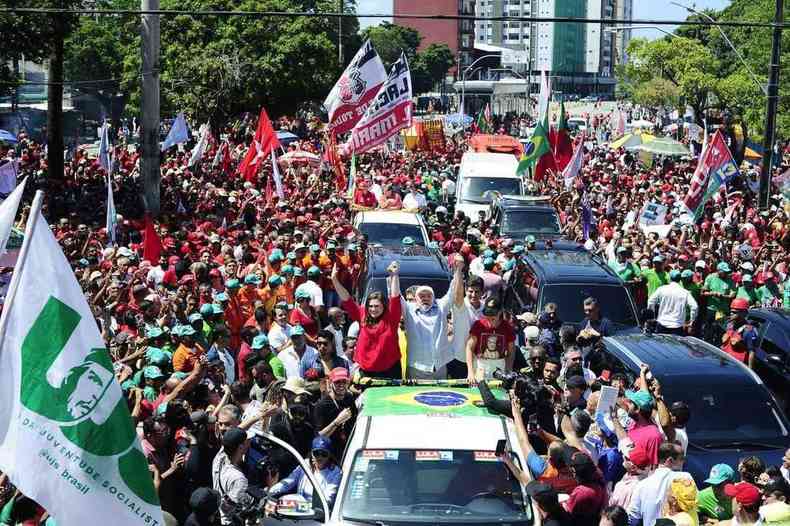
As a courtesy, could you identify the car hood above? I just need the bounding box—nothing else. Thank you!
[685,442,789,485]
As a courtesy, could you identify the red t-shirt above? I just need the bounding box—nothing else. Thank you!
[353,190,378,208]
[564,481,608,518]
[289,307,319,338]
[469,318,516,360]
[627,421,663,466]
[342,296,402,372]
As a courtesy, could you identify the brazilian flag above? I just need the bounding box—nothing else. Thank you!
[517,120,551,177]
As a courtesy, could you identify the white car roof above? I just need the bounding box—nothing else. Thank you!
[355,210,423,225]
[364,415,511,450]
[460,152,519,179]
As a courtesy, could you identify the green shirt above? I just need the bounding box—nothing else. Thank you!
[697,486,733,521]
[266,353,286,379]
[757,284,781,307]
[608,259,641,282]
[703,273,735,314]
[682,280,702,303]
[736,286,759,305]
[643,268,669,297]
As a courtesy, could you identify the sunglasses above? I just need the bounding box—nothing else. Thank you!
[312,449,330,458]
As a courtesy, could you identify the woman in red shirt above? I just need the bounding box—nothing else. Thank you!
[351,179,378,211]
[332,261,402,378]
[290,288,320,344]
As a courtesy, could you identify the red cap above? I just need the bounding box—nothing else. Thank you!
[724,482,761,506]
[625,445,651,469]
[329,367,349,383]
[730,298,750,311]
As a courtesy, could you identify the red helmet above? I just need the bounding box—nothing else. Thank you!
[730,298,750,311]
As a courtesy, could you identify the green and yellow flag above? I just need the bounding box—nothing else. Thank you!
[517,120,551,177]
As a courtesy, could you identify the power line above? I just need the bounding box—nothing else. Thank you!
[0,7,787,30]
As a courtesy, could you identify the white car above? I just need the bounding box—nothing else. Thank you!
[352,210,430,247]
[456,152,524,221]
[263,385,536,525]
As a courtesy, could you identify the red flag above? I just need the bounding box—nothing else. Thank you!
[237,108,281,182]
[327,132,346,191]
[143,213,162,263]
[534,151,558,183]
[549,100,573,171]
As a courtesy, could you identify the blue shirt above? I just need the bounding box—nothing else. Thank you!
[298,348,349,380]
[269,464,342,506]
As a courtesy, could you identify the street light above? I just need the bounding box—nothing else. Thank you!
[605,25,678,39]
[670,1,767,95]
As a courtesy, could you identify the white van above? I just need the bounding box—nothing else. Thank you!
[455,152,524,220]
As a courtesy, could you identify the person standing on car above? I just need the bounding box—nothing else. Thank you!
[465,297,516,383]
[721,298,758,369]
[647,269,698,335]
[448,255,484,380]
[400,257,462,380]
[332,261,402,378]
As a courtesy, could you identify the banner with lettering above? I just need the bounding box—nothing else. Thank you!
[324,40,387,134]
[343,52,412,155]
[683,130,738,219]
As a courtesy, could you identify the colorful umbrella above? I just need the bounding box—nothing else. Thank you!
[632,136,691,157]
[277,150,321,167]
[609,132,656,150]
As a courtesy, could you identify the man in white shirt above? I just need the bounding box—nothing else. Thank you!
[401,265,460,379]
[448,256,484,379]
[402,185,427,211]
[628,442,694,526]
[277,326,316,378]
[647,269,698,335]
[294,266,325,312]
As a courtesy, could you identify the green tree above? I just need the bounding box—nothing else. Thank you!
[360,21,421,67]
[631,78,681,109]
[412,43,454,94]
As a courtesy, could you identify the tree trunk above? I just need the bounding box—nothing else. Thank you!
[47,16,65,181]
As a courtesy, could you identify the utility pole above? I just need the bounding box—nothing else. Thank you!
[141,0,161,216]
[338,0,343,65]
[759,0,783,210]
[47,2,65,181]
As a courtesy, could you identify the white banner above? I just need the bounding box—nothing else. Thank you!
[343,52,412,155]
[324,40,387,134]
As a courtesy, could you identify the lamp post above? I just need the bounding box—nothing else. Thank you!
[460,54,502,129]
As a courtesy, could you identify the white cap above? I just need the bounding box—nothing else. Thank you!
[695,260,707,269]
[525,326,540,340]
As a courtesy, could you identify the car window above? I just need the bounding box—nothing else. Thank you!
[502,210,561,235]
[540,284,638,328]
[461,177,523,203]
[664,374,788,445]
[761,322,790,362]
[360,223,425,247]
[341,449,532,525]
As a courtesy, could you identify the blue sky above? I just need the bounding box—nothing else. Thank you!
[357,0,731,38]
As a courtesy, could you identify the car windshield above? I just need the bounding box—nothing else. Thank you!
[541,284,638,328]
[502,210,561,235]
[367,277,451,300]
[663,374,788,445]
[461,177,522,204]
[341,449,532,525]
[360,223,425,247]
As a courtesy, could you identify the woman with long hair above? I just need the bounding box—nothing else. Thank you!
[331,261,402,378]
[267,436,342,507]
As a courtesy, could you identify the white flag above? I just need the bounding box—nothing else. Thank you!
[0,205,164,526]
[106,175,117,246]
[563,140,584,189]
[271,151,284,199]
[189,123,210,167]
[0,159,21,195]
[538,71,551,127]
[0,176,26,254]
[98,121,112,173]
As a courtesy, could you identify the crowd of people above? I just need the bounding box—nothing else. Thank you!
[0,102,789,526]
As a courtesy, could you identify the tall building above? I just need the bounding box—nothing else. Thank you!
[393,0,475,75]
[474,0,628,94]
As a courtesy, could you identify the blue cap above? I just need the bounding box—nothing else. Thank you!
[226,279,241,289]
[293,267,304,277]
[280,265,294,275]
[244,274,261,285]
[200,303,214,316]
[526,235,536,244]
[717,262,731,273]
[311,436,332,453]
[252,334,269,349]
[513,245,525,255]
[146,347,170,366]
[681,269,694,279]
[705,463,736,485]
[211,303,224,314]
[180,325,197,337]
[307,266,321,276]
[188,313,203,324]
[287,251,297,260]
[143,365,166,380]
[483,249,495,258]
[268,274,284,286]
[215,291,229,302]
[310,244,320,253]
[295,289,312,300]
[206,348,221,364]
[669,269,681,281]
[291,325,305,336]
[402,236,415,246]
[146,327,164,339]
[347,243,357,252]
[625,390,654,411]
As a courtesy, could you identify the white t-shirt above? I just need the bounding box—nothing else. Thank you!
[451,297,483,363]
[403,192,427,210]
[295,280,324,307]
[268,322,293,353]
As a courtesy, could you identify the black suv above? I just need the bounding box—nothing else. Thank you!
[513,241,639,333]
[592,333,790,485]
[745,308,790,414]
[355,245,452,302]
[488,195,562,241]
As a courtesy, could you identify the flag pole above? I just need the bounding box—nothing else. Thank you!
[0,190,45,349]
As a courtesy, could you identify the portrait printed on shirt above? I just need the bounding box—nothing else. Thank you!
[480,332,506,360]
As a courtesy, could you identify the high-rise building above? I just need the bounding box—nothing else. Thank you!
[472,0,627,94]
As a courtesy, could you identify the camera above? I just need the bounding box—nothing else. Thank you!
[492,369,552,417]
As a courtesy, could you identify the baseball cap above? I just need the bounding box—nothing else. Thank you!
[705,463,736,485]
[329,367,349,383]
[311,436,332,453]
[180,325,197,337]
[226,279,240,289]
[251,334,269,350]
[669,269,681,281]
[215,291,229,302]
[143,365,166,380]
[730,298,750,311]
[307,266,321,277]
[243,274,261,285]
[652,255,665,263]
[290,325,305,337]
[695,260,707,269]
[482,297,502,316]
[295,289,312,300]
[617,246,628,254]
[625,389,654,411]
[525,325,540,340]
[187,313,203,324]
[146,347,170,367]
[724,482,761,506]
[402,236,415,246]
[717,262,731,273]
[200,303,214,316]
[525,235,537,244]
[282,377,308,396]
[146,327,164,339]
[624,445,651,469]
[680,269,694,279]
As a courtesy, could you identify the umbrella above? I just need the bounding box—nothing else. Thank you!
[0,129,18,144]
[609,132,656,150]
[276,130,300,146]
[632,136,691,157]
[278,150,321,167]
